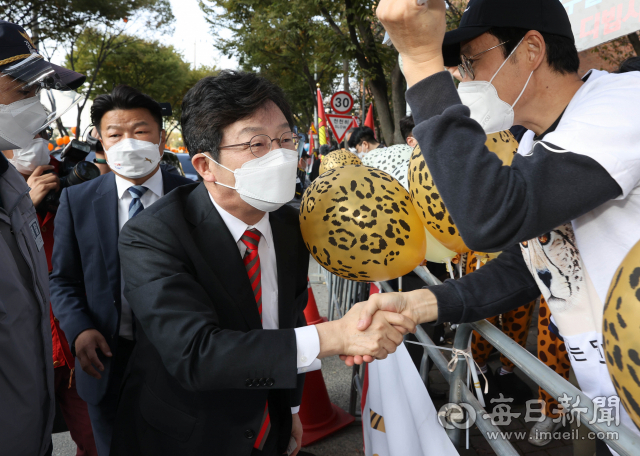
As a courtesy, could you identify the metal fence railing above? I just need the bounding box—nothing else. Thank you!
[319,264,640,456]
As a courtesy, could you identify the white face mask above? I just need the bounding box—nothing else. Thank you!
[0,97,49,151]
[458,38,533,134]
[105,138,161,179]
[202,148,298,212]
[9,137,51,174]
[348,147,357,154]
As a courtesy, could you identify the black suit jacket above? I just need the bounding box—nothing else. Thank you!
[50,169,191,405]
[111,183,309,456]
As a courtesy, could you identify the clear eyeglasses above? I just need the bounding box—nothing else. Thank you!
[458,41,509,81]
[218,131,300,158]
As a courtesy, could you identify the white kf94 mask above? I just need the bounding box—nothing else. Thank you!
[105,138,161,179]
[458,38,533,134]
[9,137,51,174]
[202,148,298,212]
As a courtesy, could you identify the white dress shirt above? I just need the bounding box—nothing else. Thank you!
[210,195,321,414]
[115,170,164,340]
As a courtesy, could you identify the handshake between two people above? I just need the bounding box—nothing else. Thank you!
[73,289,438,381]
[315,288,438,366]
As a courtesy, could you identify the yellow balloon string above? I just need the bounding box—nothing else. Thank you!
[445,258,455,280]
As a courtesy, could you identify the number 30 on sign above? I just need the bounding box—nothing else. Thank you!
[331,91,354,114]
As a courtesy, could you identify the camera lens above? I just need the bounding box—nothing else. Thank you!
[67,161,101,186]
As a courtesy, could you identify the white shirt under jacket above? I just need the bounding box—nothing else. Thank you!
[210,195,321,414]
[115,169,164,340]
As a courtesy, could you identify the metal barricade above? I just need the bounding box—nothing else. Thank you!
[320,264,640,455]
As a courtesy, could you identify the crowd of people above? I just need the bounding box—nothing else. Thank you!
[2,0,640,453]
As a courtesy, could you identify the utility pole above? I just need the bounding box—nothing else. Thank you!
[361,75,366,126]
[313,63,318,154]
[343,60,349,92]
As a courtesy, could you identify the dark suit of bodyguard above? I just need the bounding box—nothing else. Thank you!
[50,169,190,447]
[50,84,192,456]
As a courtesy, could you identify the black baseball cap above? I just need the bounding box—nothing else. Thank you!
[443,0,574,67]
[0,20,86,90]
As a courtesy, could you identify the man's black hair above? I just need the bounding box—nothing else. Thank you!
[616,57,640,73]
[346,127,361,149]
[181,70,294,159]
[319,144,331,156]
[399,115,415,142]
[301,152,310,159]
[488,27,579,75]
[351,126,377,146]
[91,84,163,134]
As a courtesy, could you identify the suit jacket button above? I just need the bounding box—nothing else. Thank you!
[267,378,275,387]
[252,379,261,387]
[245,379,253,387]
[245,429,255,439]
[259,378,267,387]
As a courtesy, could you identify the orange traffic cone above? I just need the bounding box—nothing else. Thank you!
[299,369,355,446]
[304,278,327,325]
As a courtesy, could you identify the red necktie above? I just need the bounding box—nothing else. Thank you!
[240,229,270,450]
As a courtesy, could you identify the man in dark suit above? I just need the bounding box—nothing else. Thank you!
[50,85,192,456]
[111,71,414,456]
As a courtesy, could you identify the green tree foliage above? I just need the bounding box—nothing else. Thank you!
[206,0,402,144]
[203,0,416,145]
[168,64,220,139]
[2,0,176,135]
[1,0,174,42]
[67,30,218,134]
[317,0,399,144]
[201,0,342,129]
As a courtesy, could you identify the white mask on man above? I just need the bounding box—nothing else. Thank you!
[202,148,298,212]
[458,38,533,134]
[105,138,161,179]
[8,137,51,174]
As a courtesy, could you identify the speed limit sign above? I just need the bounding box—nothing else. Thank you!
[330,91,354,114]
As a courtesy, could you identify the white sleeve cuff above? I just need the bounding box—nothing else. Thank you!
[294,325,321,373]
[291,406,300,414]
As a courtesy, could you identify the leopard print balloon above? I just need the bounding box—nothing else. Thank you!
[486,130,519,165]
[603,238,640,430]
[319,149,361,175]
[407,145,469,253]
[408,131,519,253]
[299,165,426,281]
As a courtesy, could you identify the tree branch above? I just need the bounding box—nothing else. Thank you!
[318,6,345,37]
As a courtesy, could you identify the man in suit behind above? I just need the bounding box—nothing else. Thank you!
[50,85,192,456]
[111,71,415,456]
